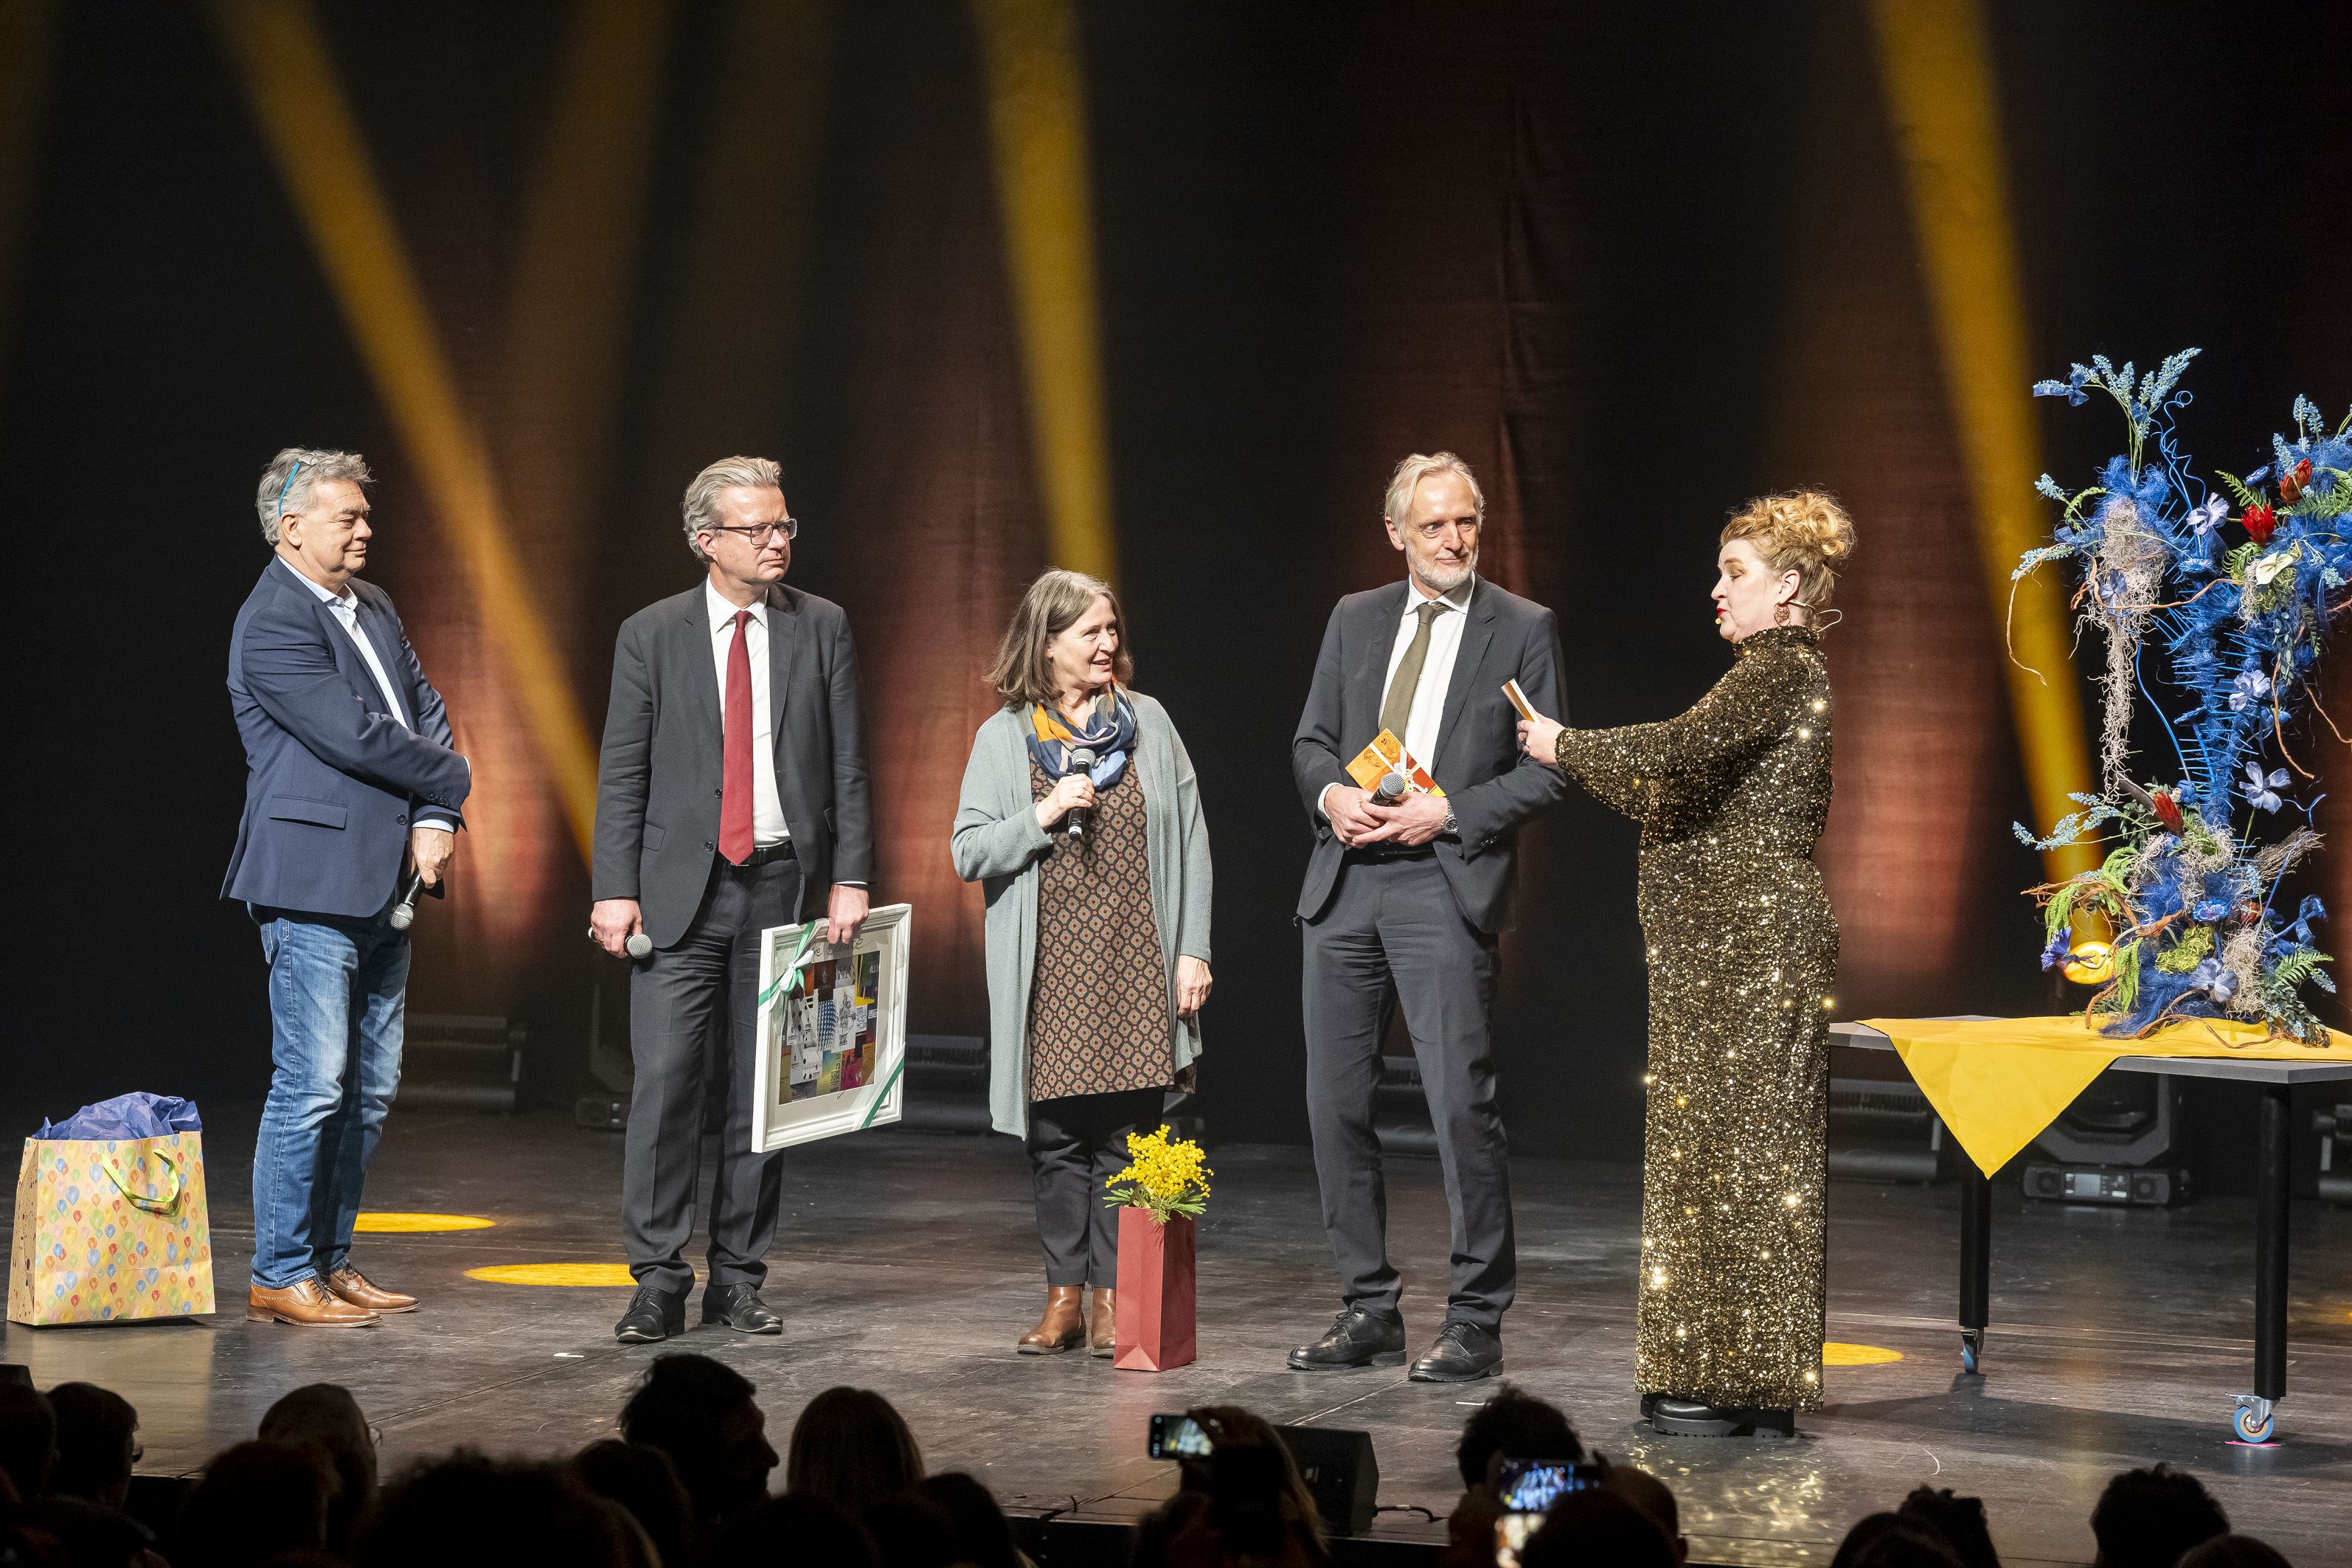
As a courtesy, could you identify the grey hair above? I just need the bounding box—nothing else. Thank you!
[255,447,372,547]
[1381,451,1485,529]
[681,455,785,563]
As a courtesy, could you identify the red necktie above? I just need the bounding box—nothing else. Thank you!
[720,609,755,864]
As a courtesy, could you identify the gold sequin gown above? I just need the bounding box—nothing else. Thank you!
[1553,624,1836,1412]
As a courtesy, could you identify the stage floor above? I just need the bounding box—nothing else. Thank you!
[6,1105,2351,1567]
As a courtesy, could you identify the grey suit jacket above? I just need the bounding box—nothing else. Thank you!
[1291,577,1571,933]
[593,581,874,946]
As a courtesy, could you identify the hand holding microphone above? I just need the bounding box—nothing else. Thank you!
[1033,771,1097,833]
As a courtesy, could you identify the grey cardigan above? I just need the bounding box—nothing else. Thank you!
[951,692,1212,1137]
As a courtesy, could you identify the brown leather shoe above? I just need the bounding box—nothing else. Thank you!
[1089,1287,1116,1358]
[1017,1286,1086,1355]
[248,1278,378,1327]
[327,1265,418,1314]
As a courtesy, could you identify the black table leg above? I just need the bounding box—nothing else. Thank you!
[1959,1159,1990,1372]
[2255,1083,2291,1402]
[2232,1083,2292,1443]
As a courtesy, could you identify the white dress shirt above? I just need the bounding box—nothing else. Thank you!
[1319,574,1476,819]
[291,565,454,833]
[706,581,791,848]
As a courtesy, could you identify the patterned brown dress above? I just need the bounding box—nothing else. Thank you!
[1025,759,1176,1100]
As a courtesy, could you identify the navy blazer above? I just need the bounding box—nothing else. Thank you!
[1291,577,1571,933]
[222,557,472,919]
[592,581,874,947]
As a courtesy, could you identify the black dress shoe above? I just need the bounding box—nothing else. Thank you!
[614,1284,687,1344]
[1286,1305,1406,1371]
[1408,1319,1503,1382]
[701,1283,783,1335]
[1648,1398,1794,1437]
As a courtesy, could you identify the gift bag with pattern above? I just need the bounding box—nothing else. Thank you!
[9,1132,215,1325]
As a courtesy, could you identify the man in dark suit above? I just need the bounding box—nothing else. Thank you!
[224,447,473,1327]
[1288,452,1571,1381]
[590,455,874,1344]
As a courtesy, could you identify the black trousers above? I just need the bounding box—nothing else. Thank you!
[1027,1087,1163,1287]
[1302,851,1515,1331]
[623,856,802,1297]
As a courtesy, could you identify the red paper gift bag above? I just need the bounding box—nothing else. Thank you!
[1113,1208,1196,1370]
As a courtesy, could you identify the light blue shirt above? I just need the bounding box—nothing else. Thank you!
[291,566,457,834]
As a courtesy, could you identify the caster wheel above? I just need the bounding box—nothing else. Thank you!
[1959,1330,1982,1375]
[2232,1398,2275,1444]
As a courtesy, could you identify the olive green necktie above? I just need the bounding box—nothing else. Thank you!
[1380,600,1445,743]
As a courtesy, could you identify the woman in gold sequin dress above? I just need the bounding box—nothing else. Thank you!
[1518,493,1853,1437]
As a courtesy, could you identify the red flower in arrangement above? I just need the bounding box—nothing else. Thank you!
[2244,502,2277,544]
[2150,789,2185,834]
[2280,459,2313,506]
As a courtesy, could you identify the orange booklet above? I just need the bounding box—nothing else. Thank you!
[1346,729,1445,797]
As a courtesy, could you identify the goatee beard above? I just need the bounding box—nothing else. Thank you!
[1415,558,1474,596]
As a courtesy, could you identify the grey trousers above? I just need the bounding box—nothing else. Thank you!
[1302,851,1516,1331]
[1028,1087,1162,1286]
[624,856,802,1297]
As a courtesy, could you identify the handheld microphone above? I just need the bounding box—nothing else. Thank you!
[389,870,426,932]
[1066,748,1097,838]
[1370,770,1408,807]
[625,933,653,960]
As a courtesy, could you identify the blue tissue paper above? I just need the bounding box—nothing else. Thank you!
[36,1092,204,1141]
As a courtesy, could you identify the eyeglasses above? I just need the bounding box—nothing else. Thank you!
[703,518,799,547]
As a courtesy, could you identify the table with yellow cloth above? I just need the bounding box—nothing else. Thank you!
[1836,1015,2352,1445]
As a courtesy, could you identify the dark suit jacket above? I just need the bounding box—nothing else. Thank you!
[593,580,874,946]
[222,557,472,918]
[1292,577,1570,933]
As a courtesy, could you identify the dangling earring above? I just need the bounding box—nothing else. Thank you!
[1773,603,1791,627]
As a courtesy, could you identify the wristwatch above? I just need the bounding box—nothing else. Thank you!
[1441,802,1459,837]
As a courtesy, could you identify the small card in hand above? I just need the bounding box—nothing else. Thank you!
[1501,679,1536,720]
[1347,728,1444,797]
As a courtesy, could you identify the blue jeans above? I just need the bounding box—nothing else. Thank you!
[249,903,410,1291]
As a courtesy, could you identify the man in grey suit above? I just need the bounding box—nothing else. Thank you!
[1288,452,1570,1381]
[589,455,873,1344]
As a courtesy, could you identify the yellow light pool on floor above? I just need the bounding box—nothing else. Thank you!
[1823,1342,1904,1365]
[465,1263,642,1287]
[355,1213,495,1232]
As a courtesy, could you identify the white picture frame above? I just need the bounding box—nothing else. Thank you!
[748,902,912,1152]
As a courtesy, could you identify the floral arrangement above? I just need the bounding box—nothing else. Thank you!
[2014,350,2352,1044]
[1103,1124,1212,1224]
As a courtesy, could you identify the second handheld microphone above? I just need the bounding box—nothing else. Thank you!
[1066,748,1097,838]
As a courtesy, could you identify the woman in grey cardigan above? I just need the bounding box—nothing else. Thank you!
[952,569,1213,1357]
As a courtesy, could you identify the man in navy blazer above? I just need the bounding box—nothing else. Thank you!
[223,448,472,1328]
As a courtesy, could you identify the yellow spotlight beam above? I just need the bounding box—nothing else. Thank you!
[971,0,1117,583]
[504,0,670,573]
[212,0,599,863]
[1868,0,2106,903]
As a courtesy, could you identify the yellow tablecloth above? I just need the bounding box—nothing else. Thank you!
[1858,1016,2352,1178]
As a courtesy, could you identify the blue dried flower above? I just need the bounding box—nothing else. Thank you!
[2188,957,2238,1005]
[2242,761,2292,813]
[2193,900,2227,923]
[2032,365,2092,406]
[2230,670,2274,712]
[2185,496,2227,536]
[2039,931,2070,971]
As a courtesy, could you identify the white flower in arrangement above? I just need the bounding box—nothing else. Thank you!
[2249,551,2296,586]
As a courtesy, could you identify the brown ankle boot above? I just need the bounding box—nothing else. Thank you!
[1089,1287,1116,1358]
[1017,1286,1086,1354]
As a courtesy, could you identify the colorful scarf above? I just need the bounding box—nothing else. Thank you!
[1027,686,1137,788]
